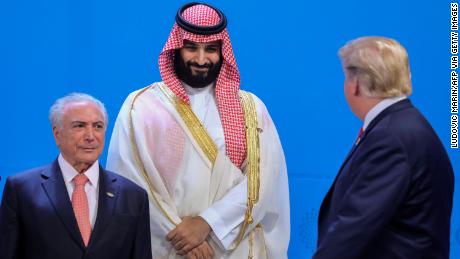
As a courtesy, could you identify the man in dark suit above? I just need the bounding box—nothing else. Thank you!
[0,93,152,259]
[313,37,454,259]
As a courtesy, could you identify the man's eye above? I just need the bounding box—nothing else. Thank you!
[73,124,84,128]
[206,47,218,52]
[95,124,104,129]
[184,45,197,50]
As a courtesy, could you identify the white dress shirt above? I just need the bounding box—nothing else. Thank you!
[182,82,248,249]
[363,96,407,131]
[58,154,100,228]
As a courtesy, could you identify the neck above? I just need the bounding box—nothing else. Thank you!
[182,81,215,95]
[356,97,383,121]
[73,163,94,174]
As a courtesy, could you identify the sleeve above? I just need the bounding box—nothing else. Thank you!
[313,130,412,259]
[0,177,21,259]
[106,92,182,255]
[245,96,290,256]
[199,178,247,250]
[131,190,152,259]
[201,93,290,254]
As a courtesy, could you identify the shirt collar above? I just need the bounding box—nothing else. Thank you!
[58,154,100,186]
[363,96,407,131]
[182,81,215,96]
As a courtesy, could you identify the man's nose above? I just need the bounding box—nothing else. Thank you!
[84,128,95,142]
[196,49,207,65]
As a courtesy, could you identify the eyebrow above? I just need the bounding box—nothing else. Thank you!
[183,40,221,48]
[183,40,197,46]
[71,120,105,124]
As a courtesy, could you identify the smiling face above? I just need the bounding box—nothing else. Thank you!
[52,101,105,173]
[174,39,222,88]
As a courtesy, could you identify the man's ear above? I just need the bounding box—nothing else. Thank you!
[353,77,361,96]
[52,126,60,146]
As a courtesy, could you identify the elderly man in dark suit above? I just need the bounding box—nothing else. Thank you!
[0,93,152,259]
[314,36,454,259]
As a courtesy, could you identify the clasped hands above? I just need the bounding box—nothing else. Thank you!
[166,216,214,259]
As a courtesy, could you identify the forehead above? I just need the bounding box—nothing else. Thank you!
[61,102,104,122]
[183,39,221,47]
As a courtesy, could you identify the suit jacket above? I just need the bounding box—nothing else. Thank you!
[0,159,152,259]
[314,100,454,259]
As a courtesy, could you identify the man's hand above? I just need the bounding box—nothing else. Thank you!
[166,216,211,255]
[185,241,214,259]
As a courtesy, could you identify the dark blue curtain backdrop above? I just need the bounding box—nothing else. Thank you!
[0,0,458,257]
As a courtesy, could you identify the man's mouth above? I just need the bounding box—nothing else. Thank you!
[80,147,97,152]
[191,65,209,72]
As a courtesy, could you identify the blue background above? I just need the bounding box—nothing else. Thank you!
[0,0,458,258]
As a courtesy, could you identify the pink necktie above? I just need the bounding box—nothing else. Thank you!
[72,174,91,246]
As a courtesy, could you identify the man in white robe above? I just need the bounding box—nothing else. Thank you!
[107,3,290,258]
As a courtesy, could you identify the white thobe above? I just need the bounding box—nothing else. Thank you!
[182,82,248,249]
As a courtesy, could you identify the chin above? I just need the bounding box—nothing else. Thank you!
[77,154,99,164]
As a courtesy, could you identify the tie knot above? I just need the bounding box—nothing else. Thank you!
[74,174,89,186]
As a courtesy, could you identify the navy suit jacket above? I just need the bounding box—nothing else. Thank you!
[0,160,152,259]
[314,100,454,259]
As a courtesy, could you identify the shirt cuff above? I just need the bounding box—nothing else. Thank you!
[200,207,228,248]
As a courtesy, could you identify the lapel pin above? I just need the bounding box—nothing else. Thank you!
[106,192,114,198]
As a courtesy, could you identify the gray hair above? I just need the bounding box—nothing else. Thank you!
[49,93,108,128]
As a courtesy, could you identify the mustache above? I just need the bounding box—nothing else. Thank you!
[186,62,212,68]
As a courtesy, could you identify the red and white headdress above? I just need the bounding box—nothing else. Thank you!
[159,3,246,168]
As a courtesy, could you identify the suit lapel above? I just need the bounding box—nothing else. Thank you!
[41,160,85,249]
[87,167,119,249]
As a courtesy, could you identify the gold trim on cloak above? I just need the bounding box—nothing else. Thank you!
[230,90,262,258]
[239,90,260,205]
[129,84,179,226]
[158,83,218,165]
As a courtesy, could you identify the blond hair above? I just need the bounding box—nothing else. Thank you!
[339,36,412,98]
